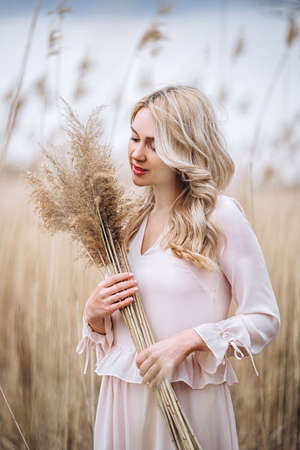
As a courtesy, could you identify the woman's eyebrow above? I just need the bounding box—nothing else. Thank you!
[131,126,154,139]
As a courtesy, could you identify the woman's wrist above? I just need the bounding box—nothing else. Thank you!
[88,318,106,335]
[179,328,209,356]
[85,310,106,335]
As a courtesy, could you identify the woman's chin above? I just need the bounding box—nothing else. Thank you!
[132,175,151,185]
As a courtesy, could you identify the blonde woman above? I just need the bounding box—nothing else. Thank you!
[76,85,280,449]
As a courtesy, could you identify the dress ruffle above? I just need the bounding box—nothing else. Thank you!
[76,312,258,387]
[76,314,242,388]
[93,344,239,389]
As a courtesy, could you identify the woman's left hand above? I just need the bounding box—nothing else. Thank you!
[135,328,206,388]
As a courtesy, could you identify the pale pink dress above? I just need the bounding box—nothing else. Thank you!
[76,194,280,450]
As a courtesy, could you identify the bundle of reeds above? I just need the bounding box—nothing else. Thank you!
[25,100,202,450]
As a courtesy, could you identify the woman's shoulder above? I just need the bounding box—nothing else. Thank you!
[211,194,247,228]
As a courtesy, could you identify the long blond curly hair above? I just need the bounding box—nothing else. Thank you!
[122,85,235,271]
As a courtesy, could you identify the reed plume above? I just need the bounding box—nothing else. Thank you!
[25,99,202,450]
[25,100,129,269]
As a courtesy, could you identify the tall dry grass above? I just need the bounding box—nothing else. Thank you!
[0,173,101,449]
[0,172,299,449]
[229,187,300,449]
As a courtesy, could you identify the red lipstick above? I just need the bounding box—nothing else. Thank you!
[132,165,149,175]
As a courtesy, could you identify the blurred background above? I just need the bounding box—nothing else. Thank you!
[0,0,299,449]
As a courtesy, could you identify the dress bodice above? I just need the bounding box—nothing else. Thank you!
[76,194,280,389]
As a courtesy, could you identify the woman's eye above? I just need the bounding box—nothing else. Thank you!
[147,142,156,151]
[130,137,155,151]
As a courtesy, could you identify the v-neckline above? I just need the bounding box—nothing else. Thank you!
[138,213,167,257]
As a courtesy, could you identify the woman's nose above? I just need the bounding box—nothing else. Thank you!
[132,142,146,159]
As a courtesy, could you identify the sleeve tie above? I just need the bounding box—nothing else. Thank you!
[76,311,113,375]
[221,330,260,376]
[76,337,95,374]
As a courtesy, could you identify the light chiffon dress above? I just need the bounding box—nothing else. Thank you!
[76,194,280,450]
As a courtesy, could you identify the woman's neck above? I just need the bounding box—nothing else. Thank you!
[151,179,186,215]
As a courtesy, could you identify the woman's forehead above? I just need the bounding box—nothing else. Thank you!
[132,108,155,138]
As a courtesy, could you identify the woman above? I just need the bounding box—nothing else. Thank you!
[76,85,280,450]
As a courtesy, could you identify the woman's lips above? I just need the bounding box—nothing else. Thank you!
[132,165,149,175]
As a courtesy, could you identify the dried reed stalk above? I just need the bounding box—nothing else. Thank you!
[110,4,171,144]
[0,0,40,172]
[24,99,202,450]
[0,383,30,450]
[247,13,300,226]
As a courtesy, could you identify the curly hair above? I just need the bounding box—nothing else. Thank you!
[122,85,235,271]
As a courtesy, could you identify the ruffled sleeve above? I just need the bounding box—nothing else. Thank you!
[192,195,280,377]
[76,269,114,374]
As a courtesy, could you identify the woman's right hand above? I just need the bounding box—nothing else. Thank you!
[84,272,139,333]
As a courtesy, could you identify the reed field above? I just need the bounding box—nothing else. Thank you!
[0,172,299,449]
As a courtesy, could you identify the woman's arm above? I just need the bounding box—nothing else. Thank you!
[76,268,114,373]
[136,195,280,386]
[190,195,280,376]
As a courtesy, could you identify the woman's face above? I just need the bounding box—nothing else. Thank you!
[128,107,177,188]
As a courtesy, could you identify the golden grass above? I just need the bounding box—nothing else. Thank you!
[0,173,299,449]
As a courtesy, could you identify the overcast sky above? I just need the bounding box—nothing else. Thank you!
[1,0,299,185]
[0,0,292,18]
